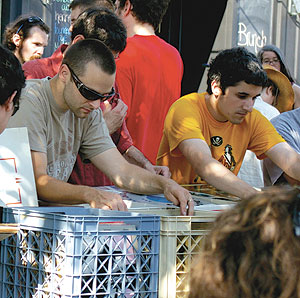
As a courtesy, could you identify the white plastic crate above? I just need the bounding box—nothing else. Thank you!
[0,207,160,298]
[129,208,222,298]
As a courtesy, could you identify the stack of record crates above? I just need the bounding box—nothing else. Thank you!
[0,207,160,297]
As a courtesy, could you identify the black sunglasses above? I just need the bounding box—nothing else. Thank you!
[65,64,115,102]
[16,16,45,35]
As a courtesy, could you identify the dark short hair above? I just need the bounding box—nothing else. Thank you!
[206,47,267,94]
[3,15,50,52]
[0,45,25,106]
[117,0,171,30]
[257,44,295,83]
[71,8,127,53]
[62,38,116,77]
[264,78,279,97]
[69,0,115,11]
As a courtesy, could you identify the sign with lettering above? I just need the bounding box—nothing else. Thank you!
[238,22,267,54]
[52,0,71,50]
[236,0,272,54]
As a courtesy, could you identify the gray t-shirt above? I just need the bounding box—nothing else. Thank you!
[8,78,115,181]
[263,108,300,185]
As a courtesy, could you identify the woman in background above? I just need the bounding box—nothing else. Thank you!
[189,187,300,298]
[258,45,300,109]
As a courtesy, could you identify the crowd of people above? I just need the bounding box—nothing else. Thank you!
[1,0,300,296]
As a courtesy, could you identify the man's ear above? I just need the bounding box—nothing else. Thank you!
[123,0,133,16]
[72,35,84,44]
[211,81,222,97]
[58,64,70,83]
[266,86,273,96]
[12,34,21,47]
[4,91,17,112]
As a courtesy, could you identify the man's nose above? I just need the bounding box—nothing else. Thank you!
[37,47,44,55]
[88,99,101,110]
[243,99,254,112]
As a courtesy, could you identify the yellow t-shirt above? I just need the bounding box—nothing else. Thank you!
[157,92,285,185]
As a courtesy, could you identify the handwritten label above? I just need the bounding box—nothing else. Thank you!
[237,22,267,53]
[55,11,70,24]
[52,2,71,50]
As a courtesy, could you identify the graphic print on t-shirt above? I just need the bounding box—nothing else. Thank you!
[218,144,236,171]
[211,136,223,147]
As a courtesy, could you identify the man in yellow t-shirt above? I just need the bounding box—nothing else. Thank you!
[157,47,300,199]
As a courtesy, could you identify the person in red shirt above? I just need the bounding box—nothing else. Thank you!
[23,8,169,187]
[115,0,184,164]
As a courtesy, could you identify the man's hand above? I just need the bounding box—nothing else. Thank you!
[162,179,194,215]
[102,98,128,134]
[144,164,171,177]
[83,187,128,211]
[91,148,194,215]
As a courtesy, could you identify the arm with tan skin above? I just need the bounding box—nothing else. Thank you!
[123,146,171,177]
[90,147,194,215]
[265,142,300,182]
[31,148,193,215]
[103,98,170,177]
[31,150,128,211]
[178,139,258,199]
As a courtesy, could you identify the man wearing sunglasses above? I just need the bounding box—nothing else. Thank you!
[23,7,170,188]
[8,39,194,215]
[3,15,49,64]
[0,45,25,135]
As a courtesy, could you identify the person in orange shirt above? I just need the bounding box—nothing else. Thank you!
[157,47,300,199]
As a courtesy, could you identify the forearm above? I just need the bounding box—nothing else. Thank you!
[110,162,193,215]
[197,160,257,199]
[91,149,193,215]
[123,146,152,169]
[35,174,96,205]
[110,161,166,194]
[266,142,300,182]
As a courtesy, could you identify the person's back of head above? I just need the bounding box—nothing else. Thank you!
[0,44,25,107]
[0,44,25,133]
[116,0,171,30]
[69,0,115,12]
[71,8,127,54]
[260,78,279,106]
[62,38,115,77]
[2,15,49,52]
[206,47,267,95]
[189,187,300,298]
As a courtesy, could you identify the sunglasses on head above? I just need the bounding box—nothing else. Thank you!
[65,64,115,102]
[16,16,45,35]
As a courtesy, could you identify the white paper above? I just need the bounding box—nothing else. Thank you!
[0,127,38,206]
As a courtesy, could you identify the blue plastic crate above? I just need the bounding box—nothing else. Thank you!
[0,207,160,298]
